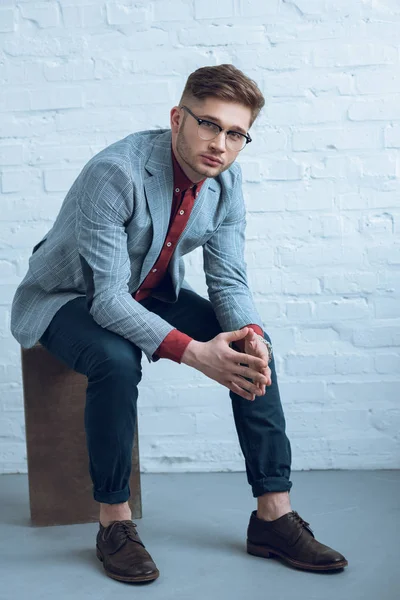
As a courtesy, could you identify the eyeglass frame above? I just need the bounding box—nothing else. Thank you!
[180,105,252,151]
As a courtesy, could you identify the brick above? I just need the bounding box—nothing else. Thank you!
[20,2,60,28]
[263,71,352,98]
[279,381,326,406]
[247,213,311,241]
[1,169,42,194]
[61,4,104,28]
[279,243,364,267]
[0,8,15,32]
[349,97,400,121]
[125,28,169,50]
[374,298,400,319]
[315,299,370,321]
[138,410,196,436]
[43,168,81,192]
[0,145,23,166]
[105,2,149,25]
[242,182,286,212]
[327,381,400,406]
[375,353,400,374]
[238,0,279,16]
[262,158,303,181]
[367,244,400,265]
[266,97,348,126]
[385,124,400,148]
[313,43,397,68]
[311,155,362,179]
[285,354,336,376]
[352,326,400,348]
[30,143,91,165]
[30,87,84,111]
[195,412,236,436]
[299,327,339,344]
[86,81,171,107]
[282,274,321,295]
[360,153,397,177]
[285,301,312,320]
[311,215,343,238]
[178,26,265,47]
[292,126,381,152]
[323,272,378,294]
[56,108,145,133]
[5,89,30,111]
[356,69,400,95]
[155,0,193,20]
[247,269,283,295]
[239,161,261,183]
[0,223,50,250]
[0,261,15,279]
[285,180,334,211]
[255,301,281,322]
[194,0,234,19]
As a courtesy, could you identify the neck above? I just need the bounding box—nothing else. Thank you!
[172,144,205,184]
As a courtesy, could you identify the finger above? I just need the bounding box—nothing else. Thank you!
[235,365,270,385]
[230,351,268,371]
[231,375,264,397]
[229,381,255,401]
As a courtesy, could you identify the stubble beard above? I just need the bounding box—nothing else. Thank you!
[175,129,231,179]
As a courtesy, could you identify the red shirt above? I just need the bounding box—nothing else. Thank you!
[132,147,263,362]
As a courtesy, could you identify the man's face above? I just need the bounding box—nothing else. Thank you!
[170,97,252,182]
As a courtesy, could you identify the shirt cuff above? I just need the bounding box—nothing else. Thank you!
[233,324,264,353]
[152,329,194,363]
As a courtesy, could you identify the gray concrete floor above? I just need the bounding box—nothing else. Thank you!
[0,470,399,600]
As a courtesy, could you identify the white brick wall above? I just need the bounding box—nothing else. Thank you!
[1,0,399,475]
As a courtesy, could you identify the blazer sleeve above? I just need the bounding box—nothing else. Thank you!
[76,159,177,363]
[202,167,264,335]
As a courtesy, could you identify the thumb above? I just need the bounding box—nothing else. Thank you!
[224,327,249,342]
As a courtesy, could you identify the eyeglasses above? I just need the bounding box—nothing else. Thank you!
[180,105,252,152]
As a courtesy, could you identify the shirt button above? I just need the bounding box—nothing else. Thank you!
[152,268,157,273]
[175,187,180,193]
[166,242,172,247]
[179,210,185,215]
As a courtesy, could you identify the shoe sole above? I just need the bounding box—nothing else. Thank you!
[247,540,348,572]
[96,547,160,583]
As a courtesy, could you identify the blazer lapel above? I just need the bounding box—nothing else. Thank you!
[141,130,219,286]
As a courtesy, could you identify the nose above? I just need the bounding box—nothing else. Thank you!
[209,131,227,152]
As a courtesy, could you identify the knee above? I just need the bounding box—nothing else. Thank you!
[87,339,142,385]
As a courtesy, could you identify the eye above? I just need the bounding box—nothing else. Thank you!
[228,131,244,141]
[201,120,218,130]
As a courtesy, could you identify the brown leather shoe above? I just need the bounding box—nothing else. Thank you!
[247,510,348,572]
[96,520,159,583]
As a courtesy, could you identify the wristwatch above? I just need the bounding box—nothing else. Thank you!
[254,334,273,363]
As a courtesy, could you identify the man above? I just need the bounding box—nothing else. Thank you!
[11,64,347,583]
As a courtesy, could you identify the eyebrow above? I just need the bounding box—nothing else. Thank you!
[198,114,248,135]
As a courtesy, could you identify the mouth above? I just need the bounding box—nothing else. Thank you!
[200,155,223,167]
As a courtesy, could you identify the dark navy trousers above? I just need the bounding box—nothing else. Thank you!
[39,289,292,503]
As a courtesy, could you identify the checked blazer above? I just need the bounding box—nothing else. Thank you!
[10,129,263,363]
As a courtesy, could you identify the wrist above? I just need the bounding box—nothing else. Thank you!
[181,340,202,367]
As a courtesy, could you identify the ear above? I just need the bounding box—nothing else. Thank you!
[170,106,182,133]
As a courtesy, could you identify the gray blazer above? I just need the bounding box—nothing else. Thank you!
[10,129,263,363]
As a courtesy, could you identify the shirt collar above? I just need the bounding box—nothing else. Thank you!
[171,145,206,195]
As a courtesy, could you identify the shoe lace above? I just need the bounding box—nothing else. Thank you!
[104,520,139,544]
[291,511,314,536]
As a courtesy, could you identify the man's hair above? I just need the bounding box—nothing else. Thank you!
[178,64,265,127]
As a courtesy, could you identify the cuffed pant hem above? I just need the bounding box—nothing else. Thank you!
[252,477,293,498]
[93,487,130,504]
